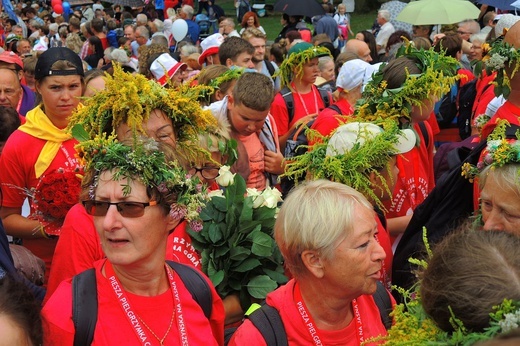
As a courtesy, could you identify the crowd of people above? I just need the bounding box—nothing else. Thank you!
[0,0,519,345]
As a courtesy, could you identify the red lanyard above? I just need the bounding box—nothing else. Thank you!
[294,282,364,345]
[105,261,189,345]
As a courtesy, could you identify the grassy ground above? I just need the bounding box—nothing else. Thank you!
[210,0,376,42]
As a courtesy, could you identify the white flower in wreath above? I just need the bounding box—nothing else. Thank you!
[261,187,283,209]
[215,165,235,187]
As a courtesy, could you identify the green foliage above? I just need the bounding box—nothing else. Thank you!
[188,174,287,310]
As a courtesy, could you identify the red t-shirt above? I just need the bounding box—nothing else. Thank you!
[481,101,520,139]
[311,98,354,138]
[270,86,327,136]
[43,259,225,346]
[228,279,391,345]
[383,122,435,220]
[0,130,79,283]
[46,203,202,302]
[473,71,496,119]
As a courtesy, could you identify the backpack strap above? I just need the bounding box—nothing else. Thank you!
[264,58,276,77]
[166,260,213,319]
[280,86,295,124]
[372,281,393,330]
[418,122,430,149]
[317,87,331,108]
[327,103,341,115]
[248,304,288,346]
[72,268,98,346]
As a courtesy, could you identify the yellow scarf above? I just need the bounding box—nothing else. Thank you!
[18,105,72,179]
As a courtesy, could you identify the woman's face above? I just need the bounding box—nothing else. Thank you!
[355,32,365,41]
[116,109,176,148]
[36,74,83,128]
[93,170,178,267]
[83,75,105,97]
[247,16,255,27]
[320,60,335,82]
[189,151,222,186]
[469,41,484,61]
[480,173,520,235]
[410,95,438,123]
[320,204,386,299]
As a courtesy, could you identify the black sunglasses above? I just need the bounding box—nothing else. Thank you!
[188,166,220,179]
[82,200,157,218]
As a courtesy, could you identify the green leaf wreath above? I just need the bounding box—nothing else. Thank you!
[188,168,288,310]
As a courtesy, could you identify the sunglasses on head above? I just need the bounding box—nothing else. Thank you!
[82,200,157,218]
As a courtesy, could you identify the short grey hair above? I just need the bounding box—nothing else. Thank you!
[378,9,391,22]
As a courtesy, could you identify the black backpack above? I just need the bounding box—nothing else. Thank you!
[280,86,331,125]
[458,79,492,140]
[225,281,393,345]
[72,261,213,346]
[392,125,520,301]
[279,92,333,196]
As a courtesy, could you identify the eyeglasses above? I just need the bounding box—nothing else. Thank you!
[188,166,220,179]
[457,30,471,35]
[82,200,157,218]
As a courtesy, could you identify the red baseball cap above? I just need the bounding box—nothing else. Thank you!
[0,51,24,70]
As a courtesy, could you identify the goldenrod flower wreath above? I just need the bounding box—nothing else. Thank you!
[355,43,460,123]
[67,65,217,165]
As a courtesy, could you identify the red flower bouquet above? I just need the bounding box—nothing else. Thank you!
[30,169,82,236]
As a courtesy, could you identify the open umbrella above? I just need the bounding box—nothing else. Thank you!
[477,0,517,11]
[273,0,325,18]
[396,0,480,25]
[381,0,412,34]
[102,0,145,8]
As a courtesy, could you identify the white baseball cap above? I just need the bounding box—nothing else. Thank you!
[150,53,187,86]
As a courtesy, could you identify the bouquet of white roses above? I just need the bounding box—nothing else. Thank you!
[188,166,287,310]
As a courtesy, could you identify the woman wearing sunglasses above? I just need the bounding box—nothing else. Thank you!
[42,138,225,345]
[45,67,219,300]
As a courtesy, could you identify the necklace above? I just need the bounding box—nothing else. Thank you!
[136,269,176,346]
[106,261,189,345]
[292,82,319,116]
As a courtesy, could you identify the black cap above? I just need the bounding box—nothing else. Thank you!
[34,47,84,81]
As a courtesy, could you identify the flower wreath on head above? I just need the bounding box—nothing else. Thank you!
[275,45,331,89]
[355,42,460,123]
[67,64,217,165]
[461,120,520,182]
[367,229,520,345]
[74,133,207,231]
[475,37,520,99]
[208,66,244,91]
[283,119,406,212]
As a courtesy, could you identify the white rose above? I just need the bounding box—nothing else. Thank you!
[261,187,283,209]
[247,188,265,208]
[208,189,225,198]
[215,166,235,187]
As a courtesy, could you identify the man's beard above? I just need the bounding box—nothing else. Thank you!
[252,55,263,63]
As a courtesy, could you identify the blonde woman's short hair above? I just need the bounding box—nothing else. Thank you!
[274,180,372,277]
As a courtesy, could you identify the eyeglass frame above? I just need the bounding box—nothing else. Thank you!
[82,200,158,218]
[188,166,220,180]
